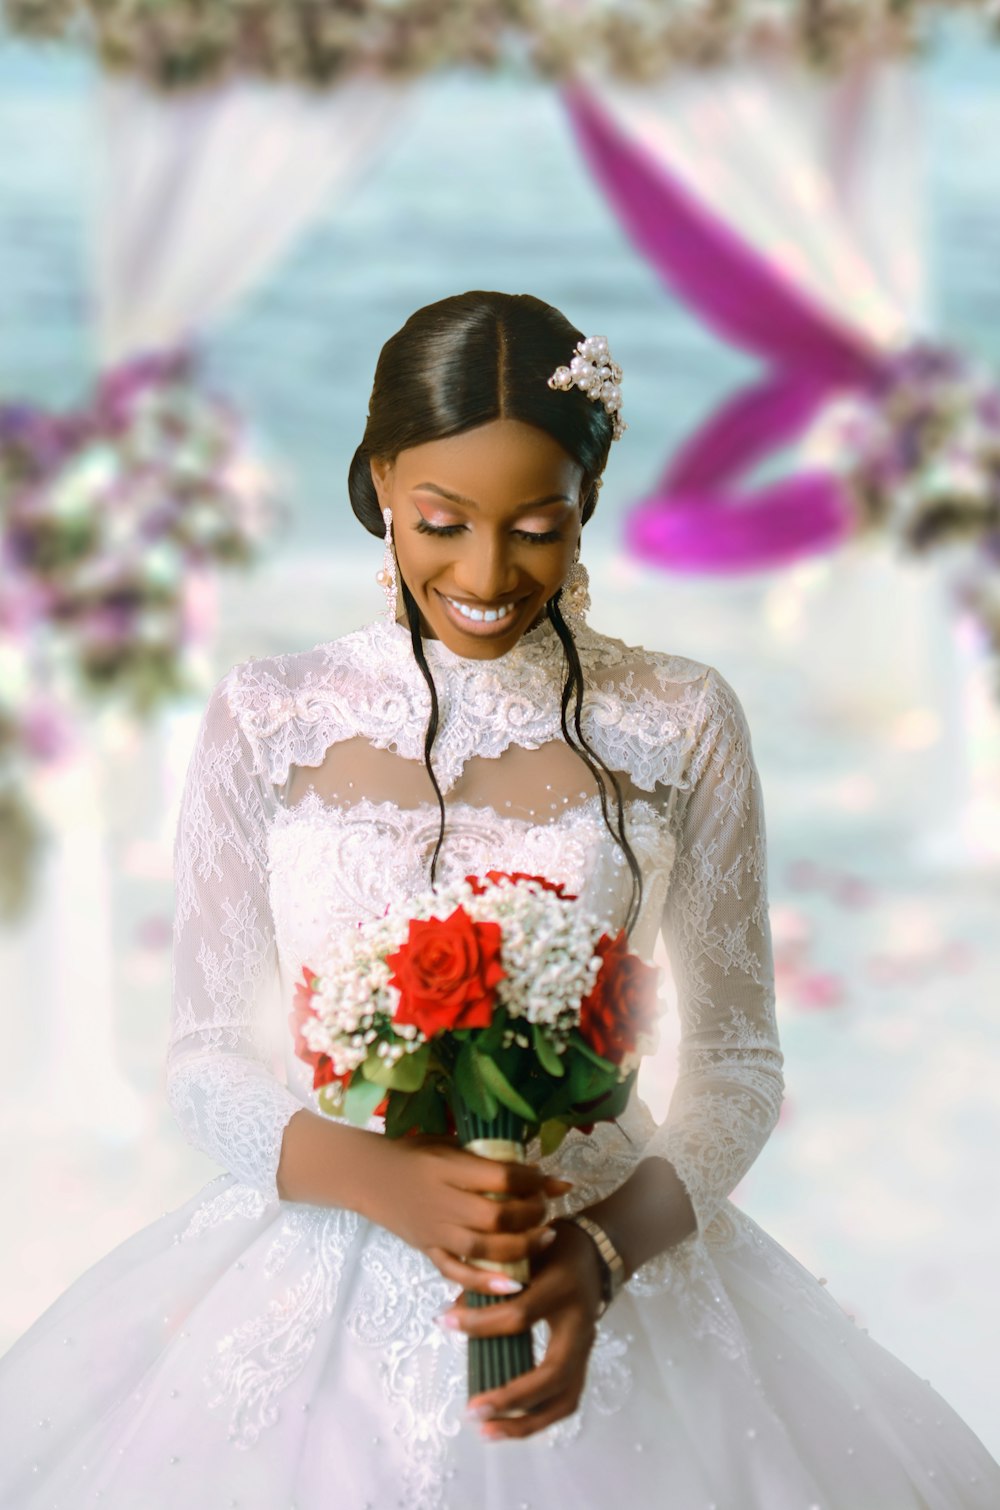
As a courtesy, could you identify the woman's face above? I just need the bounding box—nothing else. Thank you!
[370,418,587,660]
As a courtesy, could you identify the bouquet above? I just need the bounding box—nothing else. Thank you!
[290,870,659,1395]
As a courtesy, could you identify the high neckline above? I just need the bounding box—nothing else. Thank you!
[378,612,565,672]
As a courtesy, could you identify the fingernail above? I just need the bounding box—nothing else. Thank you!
[538,1226,558,1248]
[550,1177,574,1190]
[488,1275,523,1294]
[466,1401,495,1421]
[435,1311,461,1329]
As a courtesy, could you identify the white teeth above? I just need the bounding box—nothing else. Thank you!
[447,597,515,624]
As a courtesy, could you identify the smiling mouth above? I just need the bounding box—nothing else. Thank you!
[440,593,521,625]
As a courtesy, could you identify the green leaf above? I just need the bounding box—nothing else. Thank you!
[383,1079,449,1139]
[383,1091,415,1138]
[539,1118,569,1157]
[536,1085,575,1123]
[455,1041,496,1120]
[316,1083,346,1119]
[475,1052,537,1122]
[475,1009,507,1059]
[361,1043,430,1091]
[567,1050,605,1104]
[343,1077,387,1126]
[570,1085,628,1125]
[531,1023,565,1079]
[570,1033,618,1072]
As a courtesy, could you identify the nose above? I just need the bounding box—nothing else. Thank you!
[450,532,520,604]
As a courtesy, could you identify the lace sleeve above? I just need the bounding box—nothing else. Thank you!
[638,667,785,1239]
[166,669,303,1199]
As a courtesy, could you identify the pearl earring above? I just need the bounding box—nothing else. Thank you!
[375,506,397,619]
[561,549,590,622]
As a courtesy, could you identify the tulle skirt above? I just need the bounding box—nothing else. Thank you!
[1,1160,997,1510]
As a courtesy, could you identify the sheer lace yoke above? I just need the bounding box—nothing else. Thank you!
[279,736,659,826]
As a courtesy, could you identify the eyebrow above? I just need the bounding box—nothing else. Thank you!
[413,483,573,510]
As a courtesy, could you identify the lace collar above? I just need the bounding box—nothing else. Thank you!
[375,611,567,689]
[226,613,714,797]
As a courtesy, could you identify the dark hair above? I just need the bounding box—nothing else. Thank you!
[349,291,643,934]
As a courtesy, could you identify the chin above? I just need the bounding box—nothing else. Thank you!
[435,624,526,660]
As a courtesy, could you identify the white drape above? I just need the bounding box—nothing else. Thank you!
[95,72,409,364]
[585,57,993,859]
[11,73,412,1134]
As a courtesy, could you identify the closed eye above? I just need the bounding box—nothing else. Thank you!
[414,520,562,544]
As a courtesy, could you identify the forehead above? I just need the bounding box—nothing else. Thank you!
[393,419,583,504]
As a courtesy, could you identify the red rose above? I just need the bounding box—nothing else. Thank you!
[579,931,659,1065]
[289,964,350,1093]
[465,871,575,899]
[387,905,505,1037]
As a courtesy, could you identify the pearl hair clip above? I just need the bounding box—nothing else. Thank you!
[547,335,626,440]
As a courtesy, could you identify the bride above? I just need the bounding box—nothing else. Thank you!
[1,290,997,1509]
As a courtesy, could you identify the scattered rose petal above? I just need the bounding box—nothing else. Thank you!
[833,876,875,909]
[795,972,846,1010]
[941,939,974,973]
[787,859,824,890]
[136,915,172,950]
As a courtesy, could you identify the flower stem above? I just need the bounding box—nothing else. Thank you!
[451,1098,536,1398]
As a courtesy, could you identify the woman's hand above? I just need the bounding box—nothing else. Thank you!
[440,1218,606,1439]
[366,1133,573,1294]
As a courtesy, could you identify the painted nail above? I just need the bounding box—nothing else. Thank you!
[488,1275,523,1295]
[466,1402,495,1421]
[435,1311,461,1330]
[538,1227,558,1248]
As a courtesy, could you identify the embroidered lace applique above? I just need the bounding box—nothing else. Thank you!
[204,1204,359,1448]
[176,1177,272,1244]
[347,1231,465,1509]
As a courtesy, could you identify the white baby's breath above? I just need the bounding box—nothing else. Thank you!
[301,873,616,1067]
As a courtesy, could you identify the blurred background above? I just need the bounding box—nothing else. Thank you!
[1,0,998,1458]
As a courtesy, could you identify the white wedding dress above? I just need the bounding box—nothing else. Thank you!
[1,615,997,1510]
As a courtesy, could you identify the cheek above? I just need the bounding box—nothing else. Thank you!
[393,536,439,591]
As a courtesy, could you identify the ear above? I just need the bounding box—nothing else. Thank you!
[369,455,393,506]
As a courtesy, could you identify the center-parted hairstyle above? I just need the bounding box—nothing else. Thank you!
[348,290,643,933]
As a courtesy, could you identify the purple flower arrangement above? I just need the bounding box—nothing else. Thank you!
[818,339,1000,686]
[0,348,283,917]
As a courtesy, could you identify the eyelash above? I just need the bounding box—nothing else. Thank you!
[414,520,562,545]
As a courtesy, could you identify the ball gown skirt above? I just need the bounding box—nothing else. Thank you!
[0,1141,996,1510]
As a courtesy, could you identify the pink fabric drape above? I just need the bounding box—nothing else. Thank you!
[563,83,891,571]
